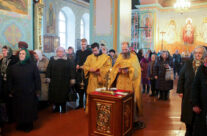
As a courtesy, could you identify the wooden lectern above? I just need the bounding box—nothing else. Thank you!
[88,90,134,136]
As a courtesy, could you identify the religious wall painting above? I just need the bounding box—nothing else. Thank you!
[43,36,60,53]
[165,20,177,44]
[199,17,207,43]
[47,3,56,34]
[183,18,194,44]
[131,12,139,50]
[0,0,28,15]
[4,24,22,46]
[140,13,153,42]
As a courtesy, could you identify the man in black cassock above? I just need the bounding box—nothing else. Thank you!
[75,38,92,109]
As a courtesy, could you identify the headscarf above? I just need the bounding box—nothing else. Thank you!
[56,46,65,53]
[34,49,43,61]
[54,47,67,60]
[19,48,31,64]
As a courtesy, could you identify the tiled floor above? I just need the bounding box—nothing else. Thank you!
[4,79,186,136]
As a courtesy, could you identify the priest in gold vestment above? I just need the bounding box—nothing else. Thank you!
[109,42,143,123]
[83,43,112,112]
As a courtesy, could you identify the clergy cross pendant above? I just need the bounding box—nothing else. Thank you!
[104,72,111,91]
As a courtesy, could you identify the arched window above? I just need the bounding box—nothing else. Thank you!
[80,13,90,42]
[58,7,75,49]
[58,11,66,48]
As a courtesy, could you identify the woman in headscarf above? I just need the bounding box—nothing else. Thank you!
[140,53,150,94]
[177,46,206,136]
[154,51,173,100]
[7,48,41,132]
[34,50,49,108]
[192,53,207,136]
[46,47,75,113]
[0,46,17,123]
[67,46,76,63]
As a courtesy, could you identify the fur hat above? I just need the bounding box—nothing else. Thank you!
[18,41,28,49]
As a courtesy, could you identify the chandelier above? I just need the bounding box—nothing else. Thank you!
[174,0,191,11]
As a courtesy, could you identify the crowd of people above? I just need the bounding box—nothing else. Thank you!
[0,38,207,136]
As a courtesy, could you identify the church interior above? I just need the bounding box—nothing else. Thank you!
[0,0,207,136]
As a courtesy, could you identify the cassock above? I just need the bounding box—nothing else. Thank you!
[109,52,143,119]
[83,53,112,112]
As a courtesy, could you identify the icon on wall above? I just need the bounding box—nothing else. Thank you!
[165,20,177,44]
[183,18,194,44]
[0,0,28,15]
[43,36,60,53]
[47,3,56,34]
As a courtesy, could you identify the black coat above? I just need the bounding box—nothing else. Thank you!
[0,55,18,100]
[46,57,75,104]
[192,65,207,135]
[154,57,173,91]
[75,49,92,84]
[75,49,92,66]
[177,59,195,124]
[8,61,41,124]
[192,64,207,111]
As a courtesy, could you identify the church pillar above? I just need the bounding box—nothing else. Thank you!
[34,0,44,50]
[90,0,131,52]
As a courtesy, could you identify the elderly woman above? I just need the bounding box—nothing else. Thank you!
[0,46,17,123]
[140,53,150,94]
[34,50,49,107]
[46,47,75,113]
[8,48,41,132]
[148,54,158,96]
[192,53,207,136]
[177,46,206,136]
[154,51,173,100]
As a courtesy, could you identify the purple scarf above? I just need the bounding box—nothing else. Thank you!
[141,58,149,63]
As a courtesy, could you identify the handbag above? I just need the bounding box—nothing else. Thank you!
[68,87,78,102]
[165,67,174,81]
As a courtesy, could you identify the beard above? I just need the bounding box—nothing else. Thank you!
[121,52,130,59]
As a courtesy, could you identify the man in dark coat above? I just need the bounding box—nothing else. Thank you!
[75,38,92,109]
[177,46,206,136]
[191,55,207,136]
[46,47,75,113]
[8,48,41,132]
[173,50,182,78]
[154,51,173,100]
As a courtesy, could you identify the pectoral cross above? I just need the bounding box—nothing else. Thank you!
[104,71,111,91]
